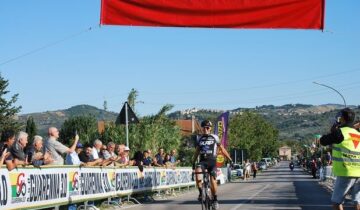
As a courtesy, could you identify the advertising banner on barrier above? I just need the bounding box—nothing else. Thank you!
[0,167,69,209]
[70,167,115,202]
[114,168,193,195]
[0,167,194,210]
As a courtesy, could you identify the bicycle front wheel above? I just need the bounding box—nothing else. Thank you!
[205,195,212,210]
[201,187,206,210]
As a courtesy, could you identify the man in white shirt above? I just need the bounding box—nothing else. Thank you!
[65,143,83,165]
[91,139,102,160]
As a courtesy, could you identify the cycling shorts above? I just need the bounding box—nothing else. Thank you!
[196,158,217,178]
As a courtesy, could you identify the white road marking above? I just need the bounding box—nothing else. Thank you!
[230,184,270,210]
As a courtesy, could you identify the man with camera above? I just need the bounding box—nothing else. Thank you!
[320,108,360,210]
[44,127,79,165]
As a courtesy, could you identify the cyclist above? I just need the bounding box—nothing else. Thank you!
[192,120,233,210]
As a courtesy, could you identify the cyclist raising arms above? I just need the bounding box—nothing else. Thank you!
[192,120,233,210]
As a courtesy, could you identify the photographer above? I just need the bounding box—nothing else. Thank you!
[44,127,79,165]
[320,108,360,210]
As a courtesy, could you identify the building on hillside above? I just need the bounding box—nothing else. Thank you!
[175,118,202,136]
[279,146,291,160]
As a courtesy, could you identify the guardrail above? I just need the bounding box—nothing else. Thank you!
[0,166,195,210]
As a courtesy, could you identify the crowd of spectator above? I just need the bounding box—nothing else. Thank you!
[0,127,180,171]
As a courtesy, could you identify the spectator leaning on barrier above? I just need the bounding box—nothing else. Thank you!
[65,142,83,165]
[116,144,125,158]
[142,150,152,167]
[147,149,153,158]
[115,145,131,167]
[123,146,132,165]
[163,153,172,167]
[154,148,165,167]
[0,129,16,170]
[32,135,53,167]
[45,127,79,165]
[170,149,180,165]
[8,131,29,170]
[320,108,360,210]
[132,150,143,165]
[78,144,103,166]
[91,139,103,160]
[102,142,117,166]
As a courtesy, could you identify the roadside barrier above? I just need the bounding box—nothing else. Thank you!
[0,166,195,210]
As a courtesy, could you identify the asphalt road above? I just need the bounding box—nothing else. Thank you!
[127,161,353,210]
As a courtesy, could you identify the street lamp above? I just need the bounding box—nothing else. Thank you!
[313,82,347,107]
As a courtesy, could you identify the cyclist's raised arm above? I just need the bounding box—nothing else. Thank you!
[219,144,232,162]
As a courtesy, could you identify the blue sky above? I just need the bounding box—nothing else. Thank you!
[1,0,359,117]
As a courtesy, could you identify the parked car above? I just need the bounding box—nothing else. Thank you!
[261,158,272,167]
[258,161,267,170]
[231,164,243,177]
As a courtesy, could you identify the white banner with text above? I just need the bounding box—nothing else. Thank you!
[0,166,194,210]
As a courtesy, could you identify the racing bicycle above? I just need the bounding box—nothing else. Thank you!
[194,165,213,210]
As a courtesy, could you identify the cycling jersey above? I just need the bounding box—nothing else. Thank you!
[197,134,221,161]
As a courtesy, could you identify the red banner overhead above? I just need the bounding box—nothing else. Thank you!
[100,0,325,30]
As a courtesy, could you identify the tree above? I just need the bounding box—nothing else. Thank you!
[0,74,22,133]
[59,115,99,146]
[25,116,37,145]
[138,104,181,153]
[101,122,125,145]
[100,104,182,158]
[229,111,279,161]
[127,88,138,111]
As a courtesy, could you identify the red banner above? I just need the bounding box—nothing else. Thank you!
[100,0,325,30]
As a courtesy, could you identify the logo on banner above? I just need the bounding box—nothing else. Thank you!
[160,171,167,185]
[69,172,79,196]
[108,172,116,188]
[10,173,26,203]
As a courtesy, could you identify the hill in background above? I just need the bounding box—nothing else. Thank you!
[168,104,360,140]
[17,104,360,141]
[17,105,118,136]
